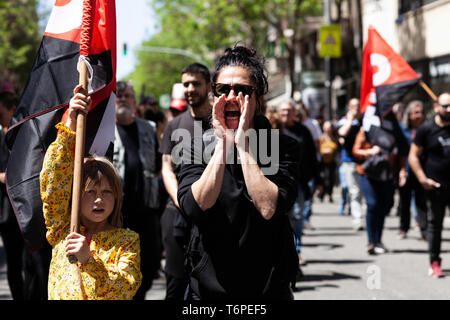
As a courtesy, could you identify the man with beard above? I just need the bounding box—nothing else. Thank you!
[113,81,161,299]
[409,92,450,278]
[159,63,212,300]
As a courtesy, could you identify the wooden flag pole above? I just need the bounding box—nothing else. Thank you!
[68,61,89,264]
[68,0,95,264]
[420,81,438,102]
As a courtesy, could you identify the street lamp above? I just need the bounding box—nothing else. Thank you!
[324,0,333,120]
[123,43,210,67]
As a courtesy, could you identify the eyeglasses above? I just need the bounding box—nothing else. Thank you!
[439,104,450,108]
[212,83,255,98]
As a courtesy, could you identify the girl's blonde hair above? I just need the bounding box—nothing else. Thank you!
[82,156,123,228]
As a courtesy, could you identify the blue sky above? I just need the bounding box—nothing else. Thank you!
[38,0,158,80]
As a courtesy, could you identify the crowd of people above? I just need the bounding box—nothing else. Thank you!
[271,92,449,280]
[0,44,450,300]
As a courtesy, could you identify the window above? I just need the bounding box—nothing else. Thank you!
[399,0,439,14]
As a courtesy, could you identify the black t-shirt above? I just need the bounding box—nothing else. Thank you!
[414,119,450,186]
[159,109,211,174]
[117,121,143,205]
[337,117,361,163]
[283,121,318,185]
[159,108,211,257]
[177,115,300,299]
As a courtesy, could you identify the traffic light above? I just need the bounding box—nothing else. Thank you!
[123,43,127,56]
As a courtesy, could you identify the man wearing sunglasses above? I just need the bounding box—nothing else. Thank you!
[409,92,450,278]
[159,63,212,300]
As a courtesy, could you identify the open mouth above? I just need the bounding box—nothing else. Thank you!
[224,103,241,129]
[224,102,241,119]
[93,208,105,213]
[225,110,240,118]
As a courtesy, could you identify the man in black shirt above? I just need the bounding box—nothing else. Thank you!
[278,99,319,269]
[409,92,450,278]
[113,81,161,299]
[159,63,212,300]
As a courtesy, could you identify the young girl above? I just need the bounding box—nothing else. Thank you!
[40,85,142,300]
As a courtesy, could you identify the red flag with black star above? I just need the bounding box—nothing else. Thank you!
[6,0,116,251]
[360,26,420,117]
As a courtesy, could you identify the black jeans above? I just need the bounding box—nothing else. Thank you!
[358,175,394,245]
[426,186,450,263]
[132,211,162,300]
[125,207,162,300]
[319,161,337,199]
[161,201,189,300]
[0,215,25,300]
[166,273,189,300]
[23,243,52,300]
[398,174,427,235]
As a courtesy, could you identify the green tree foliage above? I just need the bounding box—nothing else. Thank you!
[129,0,322,99]
[152,0,322,56]
[0,0,41,91]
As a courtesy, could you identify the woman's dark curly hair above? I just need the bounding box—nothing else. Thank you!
[212,45,268,114]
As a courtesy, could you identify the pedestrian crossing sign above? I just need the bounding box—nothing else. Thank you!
[319,24,341,58]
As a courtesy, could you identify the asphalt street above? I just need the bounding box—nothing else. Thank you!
[1,187,450,300]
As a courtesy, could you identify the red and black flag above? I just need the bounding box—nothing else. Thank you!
[360,26,413,153]
[360,26,420,117]
[6,0,116,251]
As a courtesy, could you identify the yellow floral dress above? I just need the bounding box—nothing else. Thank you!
[40,123,142,300]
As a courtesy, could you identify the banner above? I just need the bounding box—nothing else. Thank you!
[6,0,117,250]
[360,26,420,117]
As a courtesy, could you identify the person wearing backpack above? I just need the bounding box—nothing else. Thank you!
[353,112,408,255]
[177,45,300,300]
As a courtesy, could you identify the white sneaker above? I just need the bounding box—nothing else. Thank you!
[374,243,388,254]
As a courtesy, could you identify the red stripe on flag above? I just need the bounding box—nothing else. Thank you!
[88,0,116,81]
[55,0,73,6]
[60,80,115,123]
[44,29,81,43]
